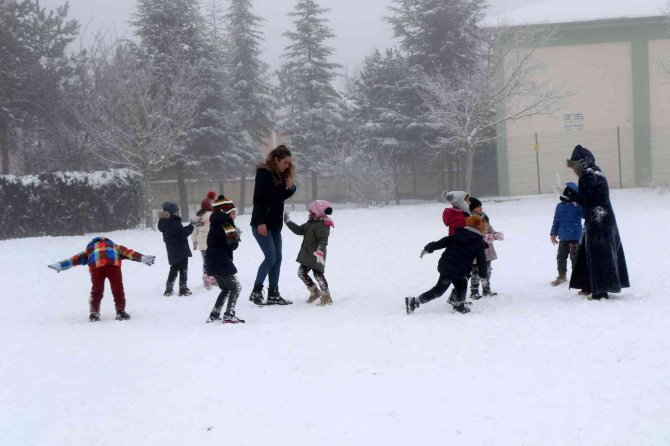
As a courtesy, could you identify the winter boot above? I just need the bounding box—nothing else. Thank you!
[206,310,222,323]
[482,285,497,297]
[164,287,174,297]
[405,296,420,314]
[453,303,471,314]
[115,310,131,321]
[551,274,567,286]
[223,313,246,324]
[578,290,591,297]
[470,287,482,300]
[178,287,192,296]
[448,291,471,307]
[306,285,321,303]
[317,290,333,307]
[267,288,293,305]
[249,283,265,305]
[589,292,609,300]
[89,312,100,322]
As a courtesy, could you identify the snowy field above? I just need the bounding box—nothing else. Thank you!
[1,188,669,446]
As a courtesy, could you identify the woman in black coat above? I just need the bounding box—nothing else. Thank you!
[248,145,297,305]
[563,145,630,299]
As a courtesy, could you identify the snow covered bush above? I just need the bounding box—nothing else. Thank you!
[0,169,142,239]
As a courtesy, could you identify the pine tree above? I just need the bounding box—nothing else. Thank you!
[279,0,342,199]
[225,0,274,170]
[0,0,79,174]
[386,0,486,75]
[131,0,216,219]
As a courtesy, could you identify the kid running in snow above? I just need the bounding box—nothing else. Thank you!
[406,215,488,315]
[192,191,217,290]
[48,237,155,321]
[468,197,504,299]
[158,201,199,296]
[205,195,244,323]
[549,182,583,286]
[284,200,334,306]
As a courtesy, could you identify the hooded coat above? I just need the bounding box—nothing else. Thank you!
[564,145,629,294]
[157,212,194,265]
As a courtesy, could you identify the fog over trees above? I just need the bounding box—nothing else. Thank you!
[1,0,566,215]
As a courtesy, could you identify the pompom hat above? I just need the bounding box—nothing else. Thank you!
[212,195,236,215]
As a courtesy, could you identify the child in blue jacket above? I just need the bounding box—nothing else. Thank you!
[550,182,584,285]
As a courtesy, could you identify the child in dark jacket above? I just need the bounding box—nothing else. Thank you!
[158,201,197,296]
[48,237,155,321]
[284,200,334,306]
[550,182,584,286]
[205,195,244,323]
[406,215,488,315]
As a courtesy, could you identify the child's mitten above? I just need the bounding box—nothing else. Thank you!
[141,255,156,266]
[314,250,325,266]
[48,263,62,272]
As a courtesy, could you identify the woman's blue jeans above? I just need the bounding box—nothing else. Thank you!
[252,226,283,290]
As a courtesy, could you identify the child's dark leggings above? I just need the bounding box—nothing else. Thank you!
[298,265,328,290]
[212,275,241,317]
[419,274,467,305]
[557,240,579,275]
[166,258,188,289]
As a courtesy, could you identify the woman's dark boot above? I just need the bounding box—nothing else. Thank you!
[267,288,293,305]
[249,283,265,305]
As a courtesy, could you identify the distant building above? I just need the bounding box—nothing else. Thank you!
[496,13,670,195]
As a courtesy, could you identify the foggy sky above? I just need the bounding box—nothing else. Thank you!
[40,0,543,76]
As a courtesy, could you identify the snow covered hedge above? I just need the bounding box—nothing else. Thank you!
[0,169,143,239]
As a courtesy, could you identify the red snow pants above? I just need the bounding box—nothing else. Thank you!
[89,265,126,313]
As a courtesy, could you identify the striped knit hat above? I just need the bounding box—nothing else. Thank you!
[212,195,236,215]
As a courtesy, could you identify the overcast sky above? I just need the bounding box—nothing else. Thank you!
[39,0,666,77]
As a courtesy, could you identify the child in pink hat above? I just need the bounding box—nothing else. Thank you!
[284,200,334,306]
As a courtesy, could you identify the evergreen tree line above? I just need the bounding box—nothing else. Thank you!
[2,0,559,217]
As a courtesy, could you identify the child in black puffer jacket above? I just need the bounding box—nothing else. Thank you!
[406,215,488,315]
[157,201,196,296]
[205,195,244,324]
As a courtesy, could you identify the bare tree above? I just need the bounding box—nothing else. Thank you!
[326,133,398,207]
[75,39,205,226]
[421,23,570,192]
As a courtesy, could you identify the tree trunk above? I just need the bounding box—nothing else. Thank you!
[176,161,190,220]
[240,171,246,215]
[311,171,318,202]
[435,151,446,201]
[465,147,475,194]
[142,175,154,228]
[411,156,417,198]
[1,125,9,175]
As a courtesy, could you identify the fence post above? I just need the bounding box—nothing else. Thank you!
[535,132,542,195]
[617,126,623,188]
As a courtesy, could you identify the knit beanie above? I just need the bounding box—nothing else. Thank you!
[212,195,236,215]
[468,197,482,212]
[162,201,179,215]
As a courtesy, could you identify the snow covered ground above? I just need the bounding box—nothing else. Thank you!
[1,188,669,446]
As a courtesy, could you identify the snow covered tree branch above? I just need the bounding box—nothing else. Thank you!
[421,22,571,192]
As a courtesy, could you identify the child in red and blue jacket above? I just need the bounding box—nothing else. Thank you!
[48,237,155,321]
